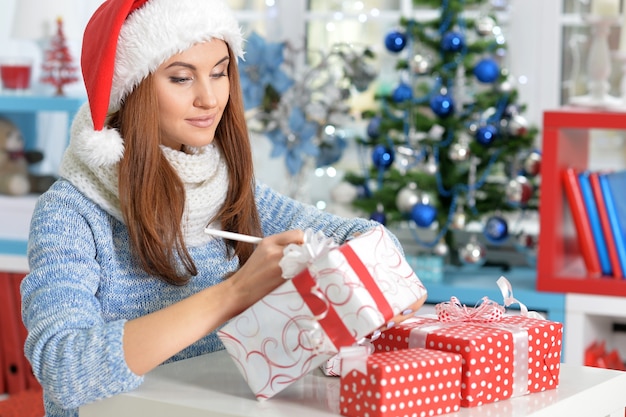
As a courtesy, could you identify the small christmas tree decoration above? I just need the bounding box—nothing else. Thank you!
[41,17,79,96]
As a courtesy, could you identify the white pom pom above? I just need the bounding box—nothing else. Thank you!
[74,127,125,167]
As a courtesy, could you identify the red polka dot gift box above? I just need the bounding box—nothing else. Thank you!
[371,294,563,407]
[218,226,427,400]
[339,346,462,417]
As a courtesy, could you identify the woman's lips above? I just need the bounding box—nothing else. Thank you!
[186,115,215,128]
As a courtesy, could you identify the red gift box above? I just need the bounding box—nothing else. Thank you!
[372,296,563,407]
[339,346,462,417]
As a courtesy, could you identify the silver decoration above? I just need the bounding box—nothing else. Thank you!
[422,153,439,175]
[396,182,420,213]
[505,175,533,206]
[412,54,432,75]
[508,114,528,136]
[475,16,496,36]
[523,151,541,177]
[433,239,449,257]
[458,235,487,266]
[449,138,471,162]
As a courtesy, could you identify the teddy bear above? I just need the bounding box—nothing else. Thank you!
[0,116,57,196]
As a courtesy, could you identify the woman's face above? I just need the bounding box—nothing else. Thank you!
[154,39,230,150]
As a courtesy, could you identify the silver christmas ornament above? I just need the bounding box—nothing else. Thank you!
[475,16,496,36]
[412,54,431,75]
[523,151,542,177]
[505,175,533,206]
[433,239,449,257]
[458,236,487,266]
[451,210,467,230]
[422,153,439,175]
[508,114,528,136]
[449,141,471,162]
[396,182,420,213]
[498,75,516,93]
[395,146,418,173]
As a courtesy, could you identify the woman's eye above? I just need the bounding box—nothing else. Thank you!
[211,71,228,79]
[170,76,192,84]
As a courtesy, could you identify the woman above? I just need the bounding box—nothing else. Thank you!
[20,0,412,416]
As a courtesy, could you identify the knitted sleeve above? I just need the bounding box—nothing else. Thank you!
[254,182,403,251]
[21,184,143,414]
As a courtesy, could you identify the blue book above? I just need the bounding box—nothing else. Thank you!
[579,171,612,276]
[599,171,626,278]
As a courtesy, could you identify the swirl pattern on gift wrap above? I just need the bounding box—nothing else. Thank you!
[217,226,428,399]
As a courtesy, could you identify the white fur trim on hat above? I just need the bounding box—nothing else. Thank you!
[110,0,244,113]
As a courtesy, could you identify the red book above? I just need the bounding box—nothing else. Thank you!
[0,273,28,394]
[561,168,602,277]
[589,171,623,279]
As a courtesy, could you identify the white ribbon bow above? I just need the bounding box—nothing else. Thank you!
[279,229,338,279]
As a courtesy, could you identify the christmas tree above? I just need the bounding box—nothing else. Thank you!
[341,0,540,267]
[41,17,79,96]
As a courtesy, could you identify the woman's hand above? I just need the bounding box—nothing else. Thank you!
[227,229,304,314]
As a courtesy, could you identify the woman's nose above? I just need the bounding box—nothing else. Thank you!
[193,81,218,108]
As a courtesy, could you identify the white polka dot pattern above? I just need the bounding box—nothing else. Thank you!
[339,348,462,417]
[372,315,563,408]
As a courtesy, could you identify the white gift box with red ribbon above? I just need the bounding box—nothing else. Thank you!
[372,277,563,407]
[217,225,427,400]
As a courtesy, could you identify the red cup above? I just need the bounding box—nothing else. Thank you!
[1,58,32,91]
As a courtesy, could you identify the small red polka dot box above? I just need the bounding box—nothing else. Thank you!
[339,346,462,417]
[218,226,428,400]
[371,287,563,408]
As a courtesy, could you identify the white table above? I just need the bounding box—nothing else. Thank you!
[79,350,626,417]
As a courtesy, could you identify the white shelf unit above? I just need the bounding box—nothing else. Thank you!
[565,293,626,367]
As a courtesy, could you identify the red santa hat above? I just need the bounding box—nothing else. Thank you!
[74,0,243,166]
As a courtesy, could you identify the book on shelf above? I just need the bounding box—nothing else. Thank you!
[589,171,623,279]
[578,171,612,276]
[561,168,602,277]
[599,171,626,279]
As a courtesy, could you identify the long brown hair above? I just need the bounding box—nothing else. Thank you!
[112,45,261,285]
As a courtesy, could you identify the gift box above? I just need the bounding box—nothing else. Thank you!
[372,283,563,407]
[218,225,427,400]
[339,346,462,417]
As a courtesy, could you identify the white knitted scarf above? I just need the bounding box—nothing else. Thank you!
[59,104,229,247]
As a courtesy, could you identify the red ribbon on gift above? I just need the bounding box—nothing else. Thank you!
[292,243,394,351]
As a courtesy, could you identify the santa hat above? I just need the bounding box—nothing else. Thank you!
[74,0,243,167]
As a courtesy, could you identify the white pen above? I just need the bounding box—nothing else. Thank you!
[204,227,263,244]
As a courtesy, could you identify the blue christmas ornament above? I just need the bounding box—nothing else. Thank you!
[476,125,498,146]
[371,145,394,170]
[384,30,407,53]
[429,93,455,117]
[441,31,465,52]
[484,216,509,244]
[410,203,437,228]
[370,210,387,225]
[366,116,382,139]
[473,58,500,83]
[392,82,413,103]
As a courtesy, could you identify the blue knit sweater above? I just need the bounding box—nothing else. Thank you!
[22,179,384,417]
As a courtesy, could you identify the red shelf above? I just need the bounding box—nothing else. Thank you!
[537,107,626,296]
